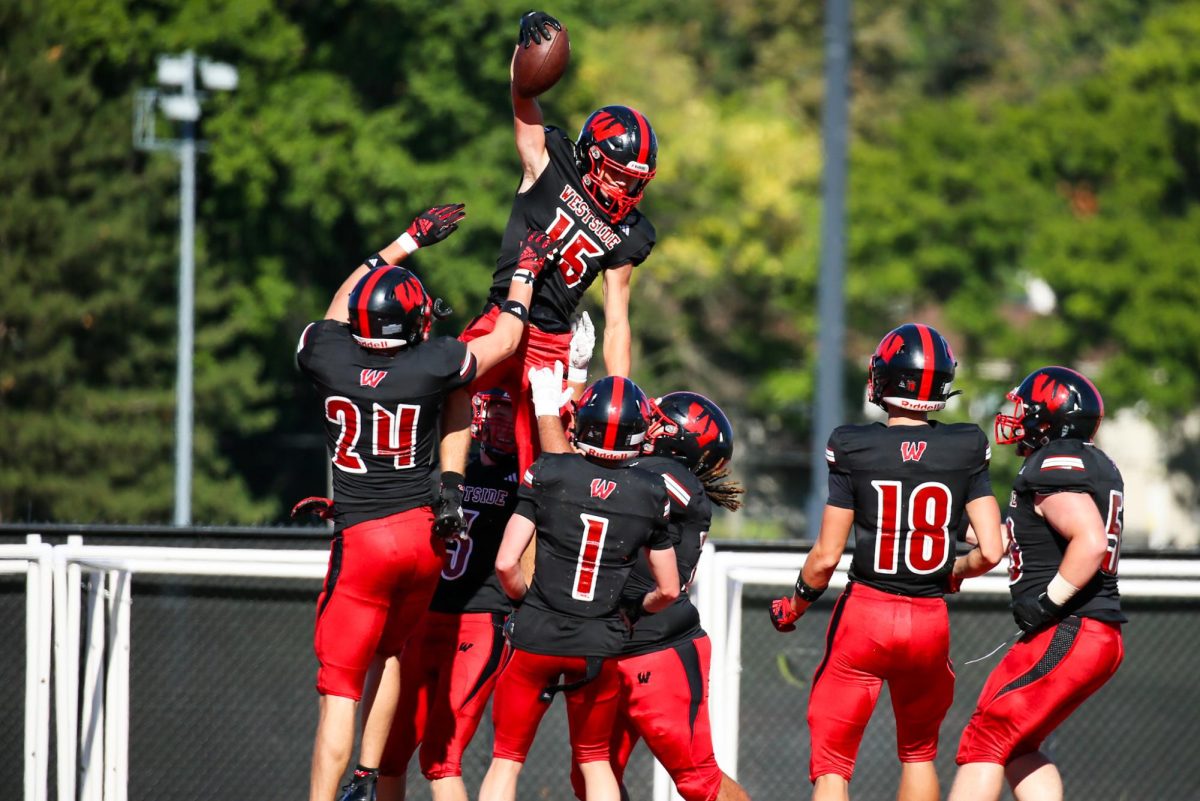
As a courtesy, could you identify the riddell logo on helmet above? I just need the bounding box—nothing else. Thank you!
[589,112,627,141]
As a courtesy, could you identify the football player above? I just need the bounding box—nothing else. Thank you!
[556,389,752,801]
[948,367,1125,801]
[769,323,1004,801]
[477,376,681,801]
[367,389,520,801]
[451,9,659,481]
[297,206,555,801]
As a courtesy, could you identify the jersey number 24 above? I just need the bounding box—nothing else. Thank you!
[325,397,420,473]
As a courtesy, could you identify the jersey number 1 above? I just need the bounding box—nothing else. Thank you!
[572,514,609,601]
[871,481,953,575]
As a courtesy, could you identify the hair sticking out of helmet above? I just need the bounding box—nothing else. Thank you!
[347,266,433,350]
[471,389,517,460]
[867,323,959,412]
[572,376,650,461]
[576,105,657,224]
[995,366,1104,456]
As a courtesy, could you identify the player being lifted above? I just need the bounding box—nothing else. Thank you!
[454,9,659,479]
[949,367,1125,801]
[295,205,555,801]
[769,323,1004,801]
[478,376,681,801]
[539,382,751,801]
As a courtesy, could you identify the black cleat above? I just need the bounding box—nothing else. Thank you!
[337,770,377,801]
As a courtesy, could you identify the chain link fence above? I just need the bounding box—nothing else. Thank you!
[1,532,1197,800]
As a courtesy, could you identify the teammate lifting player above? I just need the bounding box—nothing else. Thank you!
[948,366,1125,801]
[296,205,554,801]
[453,9,660,479]
[769,323,1004,801]
[477,376,681,801]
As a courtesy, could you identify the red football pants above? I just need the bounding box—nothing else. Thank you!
[313,507,444,700]
[956,616,1123,765]
[807,583,955,783]
[490,648,620,764]
[460,306,573,477]
[569,636,722,801]
[379,611,506,778]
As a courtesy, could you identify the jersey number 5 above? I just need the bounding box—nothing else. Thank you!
[1101,490,1124,576]
[326,397,420,473]
[547,209,605,288]
[871,481,953,575]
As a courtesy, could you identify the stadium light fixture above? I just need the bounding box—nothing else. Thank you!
[133,51,237,526]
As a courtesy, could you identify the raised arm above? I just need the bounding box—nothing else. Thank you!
[324,203,466,321]
[511,11,560,190]
[601,264,633,377]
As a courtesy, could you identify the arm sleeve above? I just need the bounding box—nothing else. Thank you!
[824,430,855,509]
[434,338,477,392]
[1023,446,1095,495]
[966,428,994,501]
[647,485,673,550]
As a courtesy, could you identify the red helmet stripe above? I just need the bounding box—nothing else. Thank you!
[355,267,391,338]
[629,108,650,165]
[603,378,626,452]
[915,324,935,400]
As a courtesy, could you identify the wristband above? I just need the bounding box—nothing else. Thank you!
[500,300,529,323]
[568,366,588,383]
[396,232,420,255]
[513,268,536,284]
[364,252,388,269]
[794,576,827,603]
[1045,572,1080,606]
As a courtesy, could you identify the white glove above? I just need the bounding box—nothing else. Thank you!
[568,312,595,383]
[528,361,572,418]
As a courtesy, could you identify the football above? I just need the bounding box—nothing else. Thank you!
[512,23,570,98]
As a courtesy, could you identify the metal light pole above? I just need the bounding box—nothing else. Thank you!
[134,51,238,525]
[809,0,851,537]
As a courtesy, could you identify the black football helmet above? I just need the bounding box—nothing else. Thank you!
[347,266,432,350]
[646,392,734,478]
[470,388,516,460]
[576,105,657,224]
[867,323,959,412]
[995,366,1104,456]
[573,376,651,461]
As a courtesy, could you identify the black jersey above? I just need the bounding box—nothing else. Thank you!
[1007,440,1126,622]
[296,320,476,529]
[619,456,709,656]
[506,453,672,658]
[430,455,520,615]
[486,126,656,333]
[826,421,993,597]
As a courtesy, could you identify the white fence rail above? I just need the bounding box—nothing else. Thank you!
[5,536,1199,801]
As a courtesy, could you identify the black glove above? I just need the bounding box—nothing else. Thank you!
[433,471,467,543]
[518,11,562,47]
[290,496,334,520]
[1011,592,1065,634]
[405,203,467,249]
[618,596,646,634]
